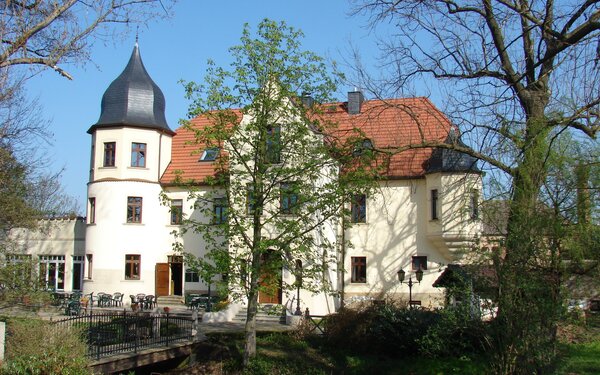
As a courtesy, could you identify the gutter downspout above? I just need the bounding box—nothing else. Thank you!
[158,132,163,181]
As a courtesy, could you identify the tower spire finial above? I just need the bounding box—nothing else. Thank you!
[135,26,139,46]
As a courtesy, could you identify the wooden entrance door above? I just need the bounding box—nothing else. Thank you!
[155,263,170,297]
[258,252,282,304]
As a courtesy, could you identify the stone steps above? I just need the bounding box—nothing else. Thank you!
[232,304,286,324]
[156,295,184,306]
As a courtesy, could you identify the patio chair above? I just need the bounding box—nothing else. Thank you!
[144,295,156,310]
[186,294,200,309]
[190,296,208,310]
[112,292,123,307]
[65,300,81,316]
[135,294,146,310]
[98,292,111,307]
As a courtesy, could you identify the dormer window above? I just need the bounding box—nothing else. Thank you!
[352,138,374,157]
[199,148,219,161]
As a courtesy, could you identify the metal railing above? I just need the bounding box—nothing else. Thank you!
[53,310,194,360]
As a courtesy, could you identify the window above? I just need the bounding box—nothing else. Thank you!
[266,125,281,164]
[125,254,140,280]
[39,255,65,290]
[470,189,479,220]
[199,148,219,161]
[88,197,96,224]
[280,183,299,215]
[127,197,143,223]
[72,256,84,291]
[213,197,227,224]
[351,256,367,283]
[431,189,439,220]
[103,142,116,167]
[351,194,367,223]
[170,199,183,225]
[86,254,93,279]
[185,270,200,282]
[246,187,261,215]
[412,256,428,271]
[131,142,146,167]
[352,138,374,157]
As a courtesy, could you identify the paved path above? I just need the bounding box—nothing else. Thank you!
[13,303,294,334]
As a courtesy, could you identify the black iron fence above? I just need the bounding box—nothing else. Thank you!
[53,310,194,360]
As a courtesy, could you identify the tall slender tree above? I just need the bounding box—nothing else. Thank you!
[177,19,380,366]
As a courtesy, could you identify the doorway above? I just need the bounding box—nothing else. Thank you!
[155,263,169,297]
[169,256,183,296]
[258,251,282,304]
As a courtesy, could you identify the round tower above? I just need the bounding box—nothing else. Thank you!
[84,44,175,299]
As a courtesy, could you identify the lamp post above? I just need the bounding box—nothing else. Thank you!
[294,260,303,315]
[397,267,424,308]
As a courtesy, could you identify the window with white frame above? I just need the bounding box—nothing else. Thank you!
[39,255,66,290]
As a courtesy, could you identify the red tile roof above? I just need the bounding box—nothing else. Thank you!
[160,97,450,185]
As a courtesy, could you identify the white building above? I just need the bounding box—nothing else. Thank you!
[11,45,482,315]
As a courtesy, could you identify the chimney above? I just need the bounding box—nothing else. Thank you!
[301,92,314,107]
[348,90,364,115]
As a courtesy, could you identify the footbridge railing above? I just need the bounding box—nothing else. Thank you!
[53,310,194,360]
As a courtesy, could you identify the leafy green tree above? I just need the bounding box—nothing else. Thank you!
[351,1,599,373]
[177,19,380,366]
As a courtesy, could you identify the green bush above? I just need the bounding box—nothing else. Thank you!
[160,321,181,336]
[324,302,489,359]
[1,318,90,375]
[417,307,490,357]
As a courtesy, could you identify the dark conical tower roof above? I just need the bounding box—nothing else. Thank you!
[88,43,173,134]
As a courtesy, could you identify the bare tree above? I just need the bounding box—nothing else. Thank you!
[0,0,174,80]
[350,1,599,373]
[0,0,175,233]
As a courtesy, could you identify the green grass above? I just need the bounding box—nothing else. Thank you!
[176,314,600,375]
[196,332,487,375]
[556,341,600,375]
[555,314,600,375]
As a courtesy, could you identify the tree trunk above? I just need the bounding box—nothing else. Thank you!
[495,89,561,374]
[243,247,261,366]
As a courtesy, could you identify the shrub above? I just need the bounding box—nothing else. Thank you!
[160,321,181,336]
[323,303,438,357]
[417,307,490,357]
[324,301,490,359]
[2,318,90,375]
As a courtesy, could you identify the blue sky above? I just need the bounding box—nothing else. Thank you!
[26,1,403,212]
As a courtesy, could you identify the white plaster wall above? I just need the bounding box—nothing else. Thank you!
[9,218,86,292]
[162,186,224,294]
[91,127,172,183]
[343,179,469,308]
[426,172,483,259]
[84,180,175,297]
